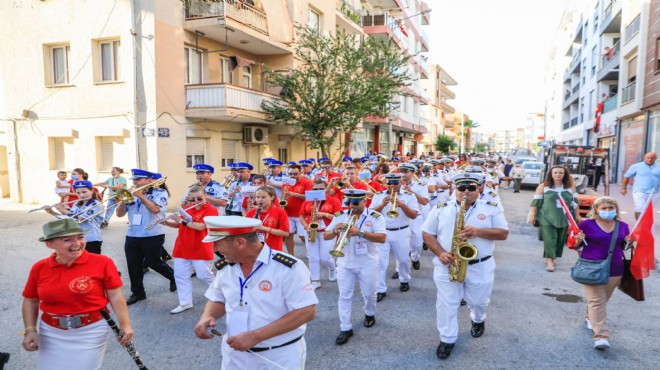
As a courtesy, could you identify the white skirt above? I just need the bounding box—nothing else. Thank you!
[37,319,111,370]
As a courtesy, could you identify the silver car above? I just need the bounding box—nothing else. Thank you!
[522,161,544,187]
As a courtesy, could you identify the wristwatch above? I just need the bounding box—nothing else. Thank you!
[181,220,188,226]
[358,231,365,238]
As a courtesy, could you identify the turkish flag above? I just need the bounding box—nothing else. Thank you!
[630,194,656,280]
[557,196,580,249]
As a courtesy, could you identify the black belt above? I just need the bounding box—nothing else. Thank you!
[250,335,303,353]
[468,255,492,265]
[387,225,409,231]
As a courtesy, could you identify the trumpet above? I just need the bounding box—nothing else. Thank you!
[377,155,390,167]
[308,201,320,243]
[222,174,237,189]
[330,210,357,257]
[336,175,348,189]
[386,188,399,218]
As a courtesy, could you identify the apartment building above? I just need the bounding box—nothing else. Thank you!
[0,0,428,203]
[641,0,660,156]
[421,64,457,154]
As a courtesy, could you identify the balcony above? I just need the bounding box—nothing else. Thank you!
[621,81,636,104]
[185,83,281,123]
[419,89,429,105]
[335,0,363,35]
[440,84,456,100]
[624,14,641,44]
[564,51,581,81]
[440,100,456,114]
[419,56,429,79]
[602,94,618,113]
[184,0,291,56]
[421,2,431,25]
[420,29,430,52]
[362,13,408,51]
[600,0,622,35]
[563,83,580,108]
[570,117,578,126]
[563,121,570,130]
[598,41,620,81]
[573,19,583,43]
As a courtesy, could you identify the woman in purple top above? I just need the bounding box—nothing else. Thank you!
[574,197,632,351]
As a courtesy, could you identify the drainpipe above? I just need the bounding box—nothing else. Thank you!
[131,0,142,168]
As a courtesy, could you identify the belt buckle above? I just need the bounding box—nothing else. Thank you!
[57,314,85,329]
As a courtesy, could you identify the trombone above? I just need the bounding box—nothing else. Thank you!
[28,198,93,213]
[386,188,399,218]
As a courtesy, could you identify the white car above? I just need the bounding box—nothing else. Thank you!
[522,162,544,187]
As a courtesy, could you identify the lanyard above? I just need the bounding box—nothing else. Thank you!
[238,249,271,306]
[357,213,367,230]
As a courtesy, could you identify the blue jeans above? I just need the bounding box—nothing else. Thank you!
[104,198,117,223]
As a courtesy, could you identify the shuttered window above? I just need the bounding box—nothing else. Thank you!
[628,56,637,81]
[221,139,237,168]
[186,138,207,168]
[278,148,288,164]
[99,137,124,171]
[52,138,74,170]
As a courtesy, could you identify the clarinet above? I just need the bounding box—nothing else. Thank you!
[100,310,149,370]
[254,204,262,219]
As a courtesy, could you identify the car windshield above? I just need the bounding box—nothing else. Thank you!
[524,163,542,170]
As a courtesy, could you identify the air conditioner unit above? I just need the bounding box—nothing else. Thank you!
[244,126,269,144]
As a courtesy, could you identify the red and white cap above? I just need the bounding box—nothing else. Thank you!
[202,216,262,243]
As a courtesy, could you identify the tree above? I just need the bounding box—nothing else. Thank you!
[462,119,480,151]
[435,134,456,154]
[262,26,412,160]
[475,142,489,153]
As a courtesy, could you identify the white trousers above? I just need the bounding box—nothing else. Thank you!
[173,258,214,306]
[377,228,411,292]
[304,235,336,281]
[432,257,495,344]
[337,264,378,331]
[37,320,110,370]
[221,334,307,370]
[410,216,425,262]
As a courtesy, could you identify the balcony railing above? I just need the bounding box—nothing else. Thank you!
[570,117,578,126]
[625,15,640,43]
[362,13,408,49]
[603,94,618,113]
[621,81,636,104]
[186,83,279,113]
[572,83,580,93]
[336,0,362,27]
[600,40,620,66]
[185,0,268,35]
[421,29,430,51]
[563,121,570,130]
[603,1,616,21]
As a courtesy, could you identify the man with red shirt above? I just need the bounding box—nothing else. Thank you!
[282,164,313,255]
[162,186,218,314]
[328,166,369,206]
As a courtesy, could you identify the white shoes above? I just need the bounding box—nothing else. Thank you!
[311,281,321,291]
[594,338,610,349]
[328,269,337,282]
[170,304,193,314]
[586,318,593,330]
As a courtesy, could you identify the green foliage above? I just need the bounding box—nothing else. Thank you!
[435,134,456,153]
[262,26,412,159]
[475,142,489,153]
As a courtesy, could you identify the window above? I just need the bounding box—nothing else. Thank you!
[278,148,288,164]
[186,138,207,168]
[588,90,594,119]
[221,139,238,167]
[220,57,233,83]
[308,9,320,33]
[50,45,70,85]
[593,15,598,33]
[51,138,74,170]
[402,97,408,113]
[184,47,204,84]
[591,46,597,76]
[100,40,120,81]
[242,66,252,88]
[656,38,660,71]
[99,137,124,171]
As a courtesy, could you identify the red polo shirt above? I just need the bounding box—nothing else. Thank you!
[246,205,290,251]
[300,197,343,231]
[22,250,122,315]
[283,178,312,217]
[172,202,218,260]
[331,180,369,204]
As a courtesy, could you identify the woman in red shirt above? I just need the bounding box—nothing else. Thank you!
[21,218,133,369]
[300,179,342,290]
[162,186,218,314]
[246,186,290,252]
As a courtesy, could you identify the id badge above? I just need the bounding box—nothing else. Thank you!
[556,200,563,209]
[227,306,249,337]
[132,214,143,226]
[355,241,368,256]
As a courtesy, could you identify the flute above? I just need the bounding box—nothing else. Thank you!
[100,310,148,370]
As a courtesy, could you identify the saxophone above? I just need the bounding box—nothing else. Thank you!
[308,201,320,242]
[448,198,479,283]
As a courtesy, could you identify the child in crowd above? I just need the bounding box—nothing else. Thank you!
[54,171,69,203]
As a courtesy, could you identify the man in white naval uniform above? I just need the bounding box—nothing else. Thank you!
[422,173,508,360]
[398,163,430,270]
[324,189,386,345]
[195,216,318,369]
[369,173,419,300]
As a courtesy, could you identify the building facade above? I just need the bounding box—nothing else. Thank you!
[421,63,457,155]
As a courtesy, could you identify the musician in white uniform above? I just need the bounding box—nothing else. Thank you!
[399,163,429,270]
[181,164,228,214]
[324,189,386,345]
[369,174,419,300]
[422,173,509,360]
[195,216,317,369]
[226,163,253,216]
[265,160,285,198]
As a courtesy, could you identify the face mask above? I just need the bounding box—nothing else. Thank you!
[598,210,617,220]
[71,175,79,180]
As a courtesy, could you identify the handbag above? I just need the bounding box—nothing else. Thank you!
[618,248,645,301]
[570,221,619,285]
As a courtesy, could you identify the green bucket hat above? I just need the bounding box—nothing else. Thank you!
[39,218,87,242]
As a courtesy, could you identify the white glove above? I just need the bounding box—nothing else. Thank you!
[177,207,193,223]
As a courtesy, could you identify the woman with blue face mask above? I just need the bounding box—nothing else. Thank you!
[573,197,632,350]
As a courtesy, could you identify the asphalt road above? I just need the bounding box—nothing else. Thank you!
[1,187,658,369]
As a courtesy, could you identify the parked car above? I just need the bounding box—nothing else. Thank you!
[515,157,538,164]
[521,161,544,187]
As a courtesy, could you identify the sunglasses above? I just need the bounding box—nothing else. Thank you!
[344,199,362,205]
[456,185,478,192]
[288,172,299,176]
[399,169,412,173]
[187,196,205,202]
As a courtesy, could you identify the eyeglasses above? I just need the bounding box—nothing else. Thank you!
[288,172,299,176]
[344,199,362,205]
[187,196,205,202]
[456,185,478,192]
[399,170,412,173]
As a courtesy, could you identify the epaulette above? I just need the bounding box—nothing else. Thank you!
[489,191,497,197]
[486,201,499,207]
[214,258,234,270]
[272,253,297,268]
[370,211,381,219]
[436,202,449,208]
[334,211,342,217]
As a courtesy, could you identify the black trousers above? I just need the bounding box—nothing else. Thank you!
[85,241,103,254]
[225,210,242,216]
[125,235,174,296]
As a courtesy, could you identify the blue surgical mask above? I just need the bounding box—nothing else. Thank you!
[71,175,79,180]
[598,210,617,220]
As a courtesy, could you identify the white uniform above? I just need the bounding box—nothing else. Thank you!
[182,179,228,214]
[226,179,252,214]
[326,209,386,331]
[205,247,318,369]
[369,191,418,292]
[404,180,430,262]
[433,173,451,204]
[422,200,508,344]
[266,173,285,198]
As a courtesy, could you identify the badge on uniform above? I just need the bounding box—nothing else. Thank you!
[227,306,249,337]
[131,214,142,225]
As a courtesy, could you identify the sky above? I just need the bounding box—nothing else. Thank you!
[427,0,566,134]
